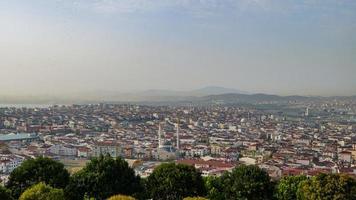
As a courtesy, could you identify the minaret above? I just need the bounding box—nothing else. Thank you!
[158,123,162,148]
[176,121,180,150]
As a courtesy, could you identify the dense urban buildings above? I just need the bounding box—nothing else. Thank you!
[0,98,355,182]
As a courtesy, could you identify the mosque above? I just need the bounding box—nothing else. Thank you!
[155,122,180,160]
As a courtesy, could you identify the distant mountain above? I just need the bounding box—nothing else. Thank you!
[1,87,355,105]
[196,93,314,104]
[194,93,355,104]
[191,86,249,96]
[125,86,248,98]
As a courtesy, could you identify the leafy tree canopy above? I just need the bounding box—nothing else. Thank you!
[204,176,224,200]
[297,173,356,200]
[276,175,307,200]
[183,197,209,200]
[65,154,142,200]
[0,185,13,200]
[108,194,136,200]
[6,157,69,199]
[19,182,65,200]
[146,163,206,200]
[219,165,273,200]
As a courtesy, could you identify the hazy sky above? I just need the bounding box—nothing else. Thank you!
[1,0,356,96]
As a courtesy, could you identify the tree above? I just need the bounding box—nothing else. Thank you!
[297,173,356,200]
[204,176,224,200]
[6,157,69,198]
[0,185,13,200]
[219,165,273,200]
[276,175,307,200]
[146,163,206,200]
[19,182,65,200]
[183,197,208,200]
[65,154,142,200]
[108,194,136,200]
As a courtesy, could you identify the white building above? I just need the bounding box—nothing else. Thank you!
[0,154,24,174]
[49,144,77,156]
[92,141,122,158]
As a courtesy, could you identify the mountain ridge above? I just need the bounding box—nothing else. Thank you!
[0,86,355,104]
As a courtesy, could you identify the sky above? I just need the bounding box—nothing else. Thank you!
[0,0,356,97]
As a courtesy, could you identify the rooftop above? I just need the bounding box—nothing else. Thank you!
[0,133,39,141]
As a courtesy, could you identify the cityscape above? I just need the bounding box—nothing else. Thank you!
[0,95,356,179]
[1,0,356,199]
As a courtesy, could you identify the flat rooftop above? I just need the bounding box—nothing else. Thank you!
[0,133,39,141]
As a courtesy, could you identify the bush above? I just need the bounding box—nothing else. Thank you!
[19,182,65,200]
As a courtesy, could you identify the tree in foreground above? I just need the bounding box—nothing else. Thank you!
[6,157,69,199]
[204,176,224,200]
[219,165,273,200]
[276,175,307,200]
[297,173,356,200]
[65,154,142,200]
[146,163,206,200]
[0,185,13,200]
[19,182,65,200]
[108,194,136,200]
[183,197,208,200]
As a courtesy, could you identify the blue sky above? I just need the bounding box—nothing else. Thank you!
[0,0,355,96]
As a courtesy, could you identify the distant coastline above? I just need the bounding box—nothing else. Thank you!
[0,104,52,108]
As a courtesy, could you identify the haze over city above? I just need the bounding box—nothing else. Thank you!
[2,1,356,200]
[1,0,356,98]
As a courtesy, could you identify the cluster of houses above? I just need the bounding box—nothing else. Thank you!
[0,103,355,179]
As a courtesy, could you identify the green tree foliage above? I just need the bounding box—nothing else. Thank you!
[204,176,224,200]
[183,197,209,200]
[65,154,142,200]
[146,163,206,200]
[108,194,136,200]
[6,157,69,199]
[219,165,273,200]
[83,196,96,200]
[297,173,356,200]
[0,185,13,200]
[19,182,65,200]
[276,175,307,200]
